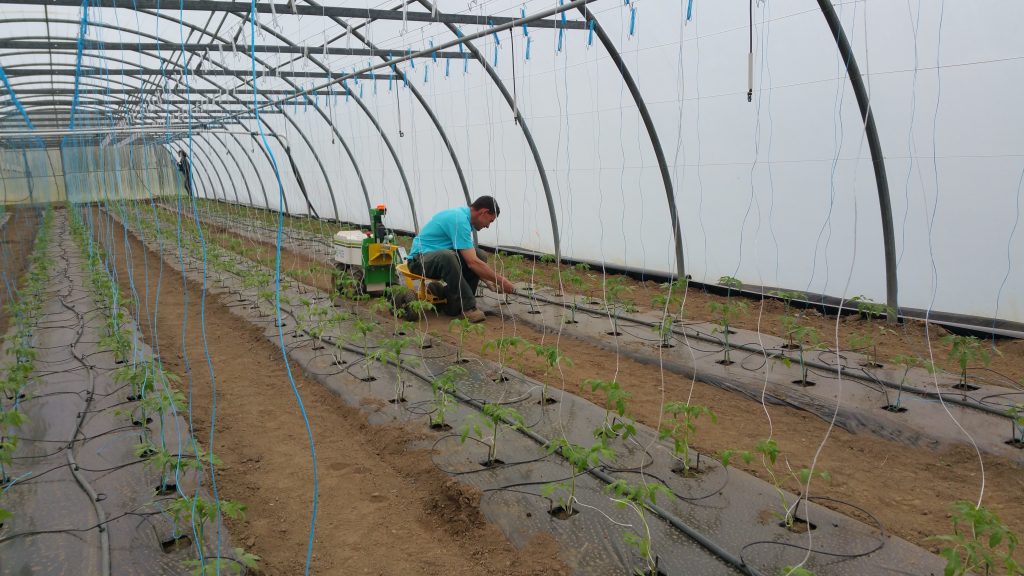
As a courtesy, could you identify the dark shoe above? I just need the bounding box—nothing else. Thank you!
[427,281,446,299]
[463,308,486,323]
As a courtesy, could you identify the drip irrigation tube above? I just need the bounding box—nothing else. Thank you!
[523,291,1017,422]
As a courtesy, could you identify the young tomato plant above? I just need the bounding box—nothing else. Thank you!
[931,501,1021,576]
[942,334,993,391]
[458,403,525,466]
[848,331,882,368]
[603,276,634,335]
[708,299,748,365]
[659,402,716,476]
[849,294,892,320]
[352,318,377,381]
[528,344,572,406]
[652,279,688,321]
[888,355,936,412]
[585,378,636,446]
[167,495,256,575]
[788,324,822,386]
[449,317,484,364]
[429,365,467,429]
[560,263,590,322]
[718,275,743,290]
[1006,403,1024,446]
[605,479,673,575]
[370,334,416,403]
[542,438,614,518]
[482,335,525,382]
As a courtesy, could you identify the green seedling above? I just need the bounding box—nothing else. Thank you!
[942,334,994,390]
[719,447,754,469]
[787,324,822,386]
[769,290,805,312]
[652,279,688,318]
[708,299,748,365]
[542,438,614,518]
[605,479,673,575]
[449,317,485,364]
[499,253,527,283]
[540,253,557,264]
[888,355,936,412]
[603,276,633,335]
[752,437,829,531]
[718,275,743,290]
[585,379,636,446]
[429,365,467,429]
[660,402,717,476]
[931,501,1021,576]
[370,334,416,403]
[167,495,254,575]
[849,295,892,320]
[482,336,525,382]
[848,331,882,368]
[655,316,674,348]
[1007,404,1024,445]
[561,263,590,322]
[404,298,436,324]
[459,403,525,466]
[528,344,572,406]
[352,318,377,380]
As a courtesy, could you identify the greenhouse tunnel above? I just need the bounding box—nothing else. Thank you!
[1,1,1022,576]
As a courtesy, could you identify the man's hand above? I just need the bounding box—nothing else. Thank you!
[498,277,517,295]
[484,278,516,295]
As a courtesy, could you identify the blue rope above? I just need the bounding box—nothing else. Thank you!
[248,2,319,573]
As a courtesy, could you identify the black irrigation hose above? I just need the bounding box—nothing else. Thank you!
[521,292,1017,422]
[58,241,112,576]
[738,496,886,564]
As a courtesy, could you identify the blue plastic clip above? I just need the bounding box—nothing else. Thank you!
[456,28,464,54]
[424,65,429,83]
[686,0,693,21]
[521,7,528,36]
[587,19,594,46]
[629,6,636,36]
[431,40,437,62]
[525,36,531,60]
[445,58,450,77]
[490,20,500,46]
[410,51,415,69]
[493,44,499,67]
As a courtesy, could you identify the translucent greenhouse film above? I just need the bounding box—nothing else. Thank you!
[1,1,1022,576]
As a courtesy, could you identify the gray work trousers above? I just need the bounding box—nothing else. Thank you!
[408,248,487,316]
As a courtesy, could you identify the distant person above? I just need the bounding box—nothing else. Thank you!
[177,150,193,197]
[406,196,516,323]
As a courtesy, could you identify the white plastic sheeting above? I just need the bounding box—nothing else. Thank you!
[1,1,1022,323]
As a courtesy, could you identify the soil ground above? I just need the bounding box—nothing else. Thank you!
[93,208,568,576]
[170,208,1024,563]
[0,208,40,336]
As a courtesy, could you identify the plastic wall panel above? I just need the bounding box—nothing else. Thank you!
[87,0,1022,323]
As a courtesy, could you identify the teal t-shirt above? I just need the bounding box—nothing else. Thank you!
[408,206,473,259]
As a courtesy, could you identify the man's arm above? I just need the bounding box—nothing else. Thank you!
[459,248,516,294]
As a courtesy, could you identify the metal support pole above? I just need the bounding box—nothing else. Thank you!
[816,0,898,320]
